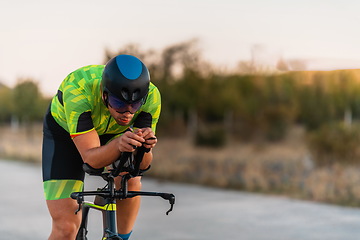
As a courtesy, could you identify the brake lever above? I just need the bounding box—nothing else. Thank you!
[164,193,175,215]
[166,203,174,215]
[75,203,82,215]
[74,194,84,215]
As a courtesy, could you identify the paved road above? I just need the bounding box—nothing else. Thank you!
[1,159,360,240]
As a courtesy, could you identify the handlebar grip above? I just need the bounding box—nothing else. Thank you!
[70,192,80,199]
[132,146,148,176]
[112,152,132,177]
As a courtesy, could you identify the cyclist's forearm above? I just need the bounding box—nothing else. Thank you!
[73,130,121,169]
[140,151,153,170]
[83,140,120,169]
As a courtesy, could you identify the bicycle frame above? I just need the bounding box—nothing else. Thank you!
[71,146,175,240]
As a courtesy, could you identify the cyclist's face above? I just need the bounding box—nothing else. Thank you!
[107,93,143,114]
[108,105,135,126]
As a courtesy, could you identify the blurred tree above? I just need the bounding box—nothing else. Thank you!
[159,38,201,82]
[276,58,290,71]
[0,83,13,123]
[102,41,360,147]
[307,122,360,167]
[287,59,307,71]
[12,79,48,124]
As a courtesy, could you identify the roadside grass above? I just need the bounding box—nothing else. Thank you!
[0,124,42,163]
[151,129,360,207]
[2,124,360,207]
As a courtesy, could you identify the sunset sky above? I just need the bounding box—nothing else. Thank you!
[1,0,360,95]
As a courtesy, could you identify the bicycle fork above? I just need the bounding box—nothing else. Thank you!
[76,196,120,240]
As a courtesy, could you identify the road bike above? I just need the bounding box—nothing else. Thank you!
[71,145,175,240]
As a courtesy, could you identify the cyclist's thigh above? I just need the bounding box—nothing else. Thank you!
[47,198,81,223]
[42,110,85,200]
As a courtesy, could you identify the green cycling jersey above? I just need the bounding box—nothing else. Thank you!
[50,65,161,139]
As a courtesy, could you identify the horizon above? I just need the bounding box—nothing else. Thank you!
[1,0,360,95]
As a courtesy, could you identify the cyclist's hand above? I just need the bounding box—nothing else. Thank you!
[117,131,145,152]
[135,128,157,149]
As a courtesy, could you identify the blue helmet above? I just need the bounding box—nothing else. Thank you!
[102,54,150,104]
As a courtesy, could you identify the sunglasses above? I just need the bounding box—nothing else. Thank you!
[107,94,144,114]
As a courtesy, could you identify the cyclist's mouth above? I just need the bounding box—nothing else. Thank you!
[118,118,130,124]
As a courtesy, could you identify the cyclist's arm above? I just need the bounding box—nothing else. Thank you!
[140,151,153,170]
[73,129,145,169]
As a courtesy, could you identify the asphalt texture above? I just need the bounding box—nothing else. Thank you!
[1,159,360,240]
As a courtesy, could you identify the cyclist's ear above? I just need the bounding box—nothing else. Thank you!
[102,92,109,107]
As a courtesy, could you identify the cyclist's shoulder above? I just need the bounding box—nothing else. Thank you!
[149,82,157,88]
[148,82,161,98]
[67,65,105,82]
[79,64,105,73]
[144,83,161,107]
[139,83,161,123]
[60,65,104,93]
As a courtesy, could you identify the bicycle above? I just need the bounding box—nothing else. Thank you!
[71,144,175,240]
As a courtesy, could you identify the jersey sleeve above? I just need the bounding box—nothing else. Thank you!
[136,84,161,133]
[62,74,95,138]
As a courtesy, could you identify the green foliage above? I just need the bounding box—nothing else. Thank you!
[4,41,360,153]
[306,122,360,166]
[133,44,360,145]
[0,84,13,122]
[12,79,50,123]
[0,79,50,124]
[195,124,226,147]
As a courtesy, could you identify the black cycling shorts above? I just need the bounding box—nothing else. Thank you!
[42,107,116,200]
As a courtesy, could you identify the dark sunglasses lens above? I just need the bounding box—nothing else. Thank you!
[108,94,143,113]
[130,101,143,111]
[108,95,127,110]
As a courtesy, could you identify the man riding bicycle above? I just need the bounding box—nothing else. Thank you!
[42,54,161,240]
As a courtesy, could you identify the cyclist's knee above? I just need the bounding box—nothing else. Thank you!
[47,199,81,239]
[51,219,79,239]
[128,177,142,191]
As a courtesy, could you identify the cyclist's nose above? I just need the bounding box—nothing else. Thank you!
[122,110,134,116]
[115,105,134,115]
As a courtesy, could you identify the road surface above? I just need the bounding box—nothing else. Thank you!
[1,159,360,240]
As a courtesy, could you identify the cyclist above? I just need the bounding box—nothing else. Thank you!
[42,54,161,240]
